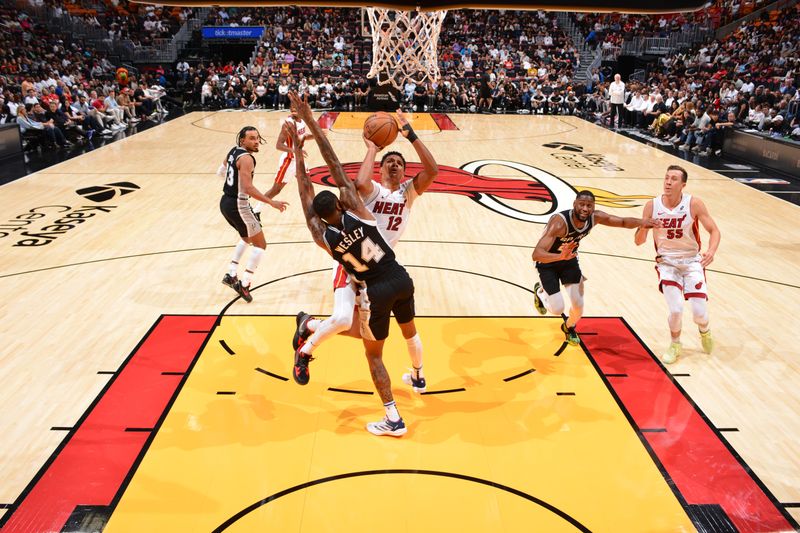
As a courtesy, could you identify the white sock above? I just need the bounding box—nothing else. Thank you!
[241,247,264,287]
[229,239,248,277]
[384,401,400,422]
[306,318,322,332]
[405,334,423,374]
[300,338,317,355]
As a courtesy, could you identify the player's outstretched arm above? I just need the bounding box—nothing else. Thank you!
[237,154,288,212]
[284,121,329,252]
[287,91,373,221]
[634,200,654,246]
[355,134,379,199]
[692,196,720,267]
[532,215,576,264]
[595,209,661,230]
[396,110,438,194]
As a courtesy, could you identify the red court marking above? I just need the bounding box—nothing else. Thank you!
[317,112,339,129]
[0,315,215,533]
[430,113,459,130]
[580,317,796,533]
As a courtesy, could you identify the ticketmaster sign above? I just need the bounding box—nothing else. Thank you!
[201,26,265,39]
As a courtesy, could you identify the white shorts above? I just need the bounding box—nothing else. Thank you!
[656,256,707,300]
[274,152,308,185]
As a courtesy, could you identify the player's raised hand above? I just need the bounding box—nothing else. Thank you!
[363,133,379,152]
[395,109,410,137]
[559,241,578,261]
[287,91,313,121]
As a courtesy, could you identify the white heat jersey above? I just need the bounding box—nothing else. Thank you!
[275,116,309,184]
[653,194,700,260]
[363,179,419,247]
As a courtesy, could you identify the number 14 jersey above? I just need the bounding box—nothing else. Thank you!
[324,211,400,283]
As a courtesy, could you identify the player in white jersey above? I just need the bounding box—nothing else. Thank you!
[292,110,438,392]
[252,102,313,215]
[635,165,721,364]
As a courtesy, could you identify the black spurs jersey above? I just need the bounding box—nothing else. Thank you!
[222,146,256,198]
[324,211,398,283]
[547,209,595,255]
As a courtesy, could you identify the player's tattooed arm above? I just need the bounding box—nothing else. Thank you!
[288,91,374,221]
[284,121,330,253]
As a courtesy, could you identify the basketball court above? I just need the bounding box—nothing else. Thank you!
[0,108,798,531]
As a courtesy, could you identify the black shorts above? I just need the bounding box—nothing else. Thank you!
[220,195,261,239]
[356,265,415,341]
[536,258,583,296]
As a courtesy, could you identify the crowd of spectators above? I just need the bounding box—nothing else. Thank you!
[1,4,173,152]
[3,0,799,159]
[583,3,800,154]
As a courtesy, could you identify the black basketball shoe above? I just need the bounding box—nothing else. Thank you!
[292,312,313,351]
[234,280,253,303]
[293,346,314,385]
[222,273,238,289]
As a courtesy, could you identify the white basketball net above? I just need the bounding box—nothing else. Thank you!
[366,8,447,91]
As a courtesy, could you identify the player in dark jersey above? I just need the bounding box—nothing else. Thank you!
[286,92,412,437]
[532,190,660,345]
[218,126,288,302]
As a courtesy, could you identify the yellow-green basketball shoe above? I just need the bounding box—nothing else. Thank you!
[661,342,682,364]
[700,330,714,354]
[533,282,547,315]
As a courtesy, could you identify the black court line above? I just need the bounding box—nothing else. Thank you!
[255,367,289,381]
[216,391,236,396]
[213,468,591,533]
[161,371,186,376]
[124,428,154,432]
[421,388,466,395]
[671,373,691,377]
[2,239,796,291]
[553,342,568,356]
[503,368,536,382]
[604,373,628,377]
[783,503,800,508]
[327,387,373,396]
[556,392,576,396]
[640,428,668,433]
[0,504,12,509]
[219,340,235,355]
[50,427,72,431]
[717,428,740,432]
[96,371,116,375]
[188,330,210,334]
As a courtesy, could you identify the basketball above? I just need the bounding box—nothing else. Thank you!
[363,112,399,148]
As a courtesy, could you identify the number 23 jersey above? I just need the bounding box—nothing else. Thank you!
[323,211,401,283]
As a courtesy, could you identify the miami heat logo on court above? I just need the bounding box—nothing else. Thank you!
[308,160,651,223]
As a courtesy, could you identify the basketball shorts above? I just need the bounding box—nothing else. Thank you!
[355,265,415,341]
[274,152,308,185]
[656,256,707,300]
[220,195,261,238]
[536,258,584,296]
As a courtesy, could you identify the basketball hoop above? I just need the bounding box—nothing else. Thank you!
[365,7,447,91]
